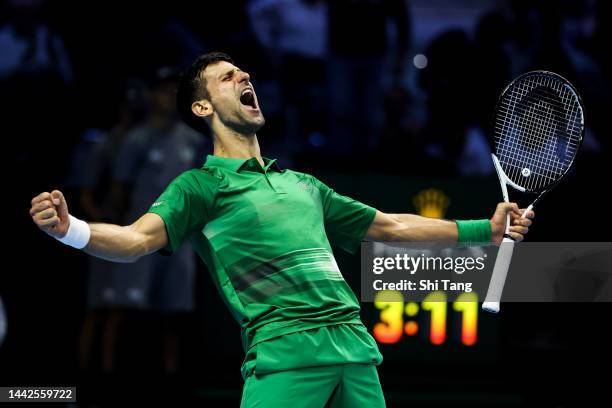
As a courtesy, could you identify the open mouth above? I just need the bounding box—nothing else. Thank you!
[240,88,258,110]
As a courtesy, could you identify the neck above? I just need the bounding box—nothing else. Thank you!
[212,124,263,166]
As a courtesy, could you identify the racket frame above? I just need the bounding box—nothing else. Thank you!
[482,70,585,313]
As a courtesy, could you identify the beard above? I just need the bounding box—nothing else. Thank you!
[233,116,265,135]
[218,108,265,135]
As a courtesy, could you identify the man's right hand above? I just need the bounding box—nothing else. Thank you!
[30,190,70,238]
[30,190,168,262]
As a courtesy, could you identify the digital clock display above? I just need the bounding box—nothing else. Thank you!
[370,290,479,346]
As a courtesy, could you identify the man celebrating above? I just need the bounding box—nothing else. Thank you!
[30,52,533,407]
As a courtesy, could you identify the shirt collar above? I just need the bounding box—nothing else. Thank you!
[203,155,283,173]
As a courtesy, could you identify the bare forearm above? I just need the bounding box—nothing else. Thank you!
[367,205,531,244]
[83,223,152,263]
[31,191,167,261]
[384,214,458,242]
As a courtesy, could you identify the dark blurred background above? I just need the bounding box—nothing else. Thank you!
[1,0,611,406]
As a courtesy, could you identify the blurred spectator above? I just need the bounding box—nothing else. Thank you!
[249,0,328,153]
[497,0,607,160]
[418,29,476,176]
[555,0,608,158]
[181,1,273,81]
[249,0,327,63]
[73,80,148,224]
[456,126,494,176]
[376,84,423,172]
[326,0,410,155]
[590,0,612,158]
[0,0,72,83]
[71,68,207,379]
[472,11,512,132]
[451,11,515,177]
[1,2,77,348]
[108,67,207,374]
[0,0,75,189]
[499,0,542,78]
[65,79,147,374]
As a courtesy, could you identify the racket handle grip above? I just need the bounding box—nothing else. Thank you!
[482,237,516,313]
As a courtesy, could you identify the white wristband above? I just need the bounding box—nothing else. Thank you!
[56,214,91,249]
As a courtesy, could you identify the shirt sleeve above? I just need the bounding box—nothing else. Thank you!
[310,175,377,254]
[147,170,215,254]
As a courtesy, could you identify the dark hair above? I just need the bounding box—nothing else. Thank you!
[176,52,234,135]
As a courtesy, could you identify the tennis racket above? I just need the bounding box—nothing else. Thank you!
[482,71,585,313]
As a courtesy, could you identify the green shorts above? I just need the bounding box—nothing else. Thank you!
[240,363,385,407]
[240,323,385,407]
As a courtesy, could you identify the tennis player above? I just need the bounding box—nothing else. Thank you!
[30,52,534,407]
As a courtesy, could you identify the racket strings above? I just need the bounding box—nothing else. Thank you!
[497,93,565,189]
[494,73,583,192]
[497,99,582,132]
[505,81,583,141]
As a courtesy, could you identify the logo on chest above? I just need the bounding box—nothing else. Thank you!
[296,180,314,192]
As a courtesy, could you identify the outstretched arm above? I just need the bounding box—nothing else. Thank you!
[30,190,168,263]
[366,203,534,244]
[365,211,459,242]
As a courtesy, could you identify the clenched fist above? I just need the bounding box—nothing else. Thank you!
[30,190,70,238]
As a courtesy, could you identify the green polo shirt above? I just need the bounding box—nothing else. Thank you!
[147,155,382,375]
